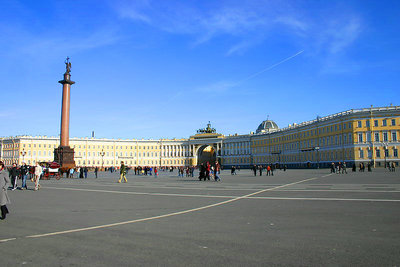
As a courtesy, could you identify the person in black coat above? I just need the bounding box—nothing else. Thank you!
[252,165,257,176]
[9,163,19,190]
[20,163,29,190]
[199,164,206,181]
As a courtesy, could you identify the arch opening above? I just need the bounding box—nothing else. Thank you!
[197,145,216,166]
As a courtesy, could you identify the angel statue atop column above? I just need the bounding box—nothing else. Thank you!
[65,57,72,74]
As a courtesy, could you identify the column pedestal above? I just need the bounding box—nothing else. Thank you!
[54,146,75,169]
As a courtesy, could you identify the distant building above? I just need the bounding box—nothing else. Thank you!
[1,106,399,168]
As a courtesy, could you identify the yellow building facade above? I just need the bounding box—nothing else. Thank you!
[1,106,399,168]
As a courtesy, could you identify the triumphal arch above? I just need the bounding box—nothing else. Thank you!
[188,122,224,166]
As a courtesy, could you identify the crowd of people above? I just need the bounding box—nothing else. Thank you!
[250,164,287,176]
[198,161,221,181]
[2,162,44,192]
[66,167,98,178]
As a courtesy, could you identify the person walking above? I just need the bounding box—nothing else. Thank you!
[252,165,257,176]
[231,166,236,175]
[342,162,347,174]
[94,167,98,178]
[259,165,263,176]
[9,163,19,191]
[84,167,88,178]
[154,167,158,177]
[199,163,206,181]
[34,162,42,191]
[118,161,127,183]
[214,161,221,182]
[0,161,11,220]
[20,162,28,190]
[330,162,335,173]
[79,167,84,178]
[206,162,211,180]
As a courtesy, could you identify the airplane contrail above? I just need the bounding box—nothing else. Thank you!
[237,50,304,85]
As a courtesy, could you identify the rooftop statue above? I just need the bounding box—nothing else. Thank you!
[197,121,216,134]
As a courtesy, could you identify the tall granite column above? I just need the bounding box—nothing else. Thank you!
[54,57,75,169]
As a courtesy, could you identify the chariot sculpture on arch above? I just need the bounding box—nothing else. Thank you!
[197,121,216,134]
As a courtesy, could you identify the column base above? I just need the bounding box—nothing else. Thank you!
[54,146,75,169]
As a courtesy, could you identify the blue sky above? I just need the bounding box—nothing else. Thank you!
[1,0,399,139]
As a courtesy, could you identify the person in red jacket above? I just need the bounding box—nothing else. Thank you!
[206,162,211,180]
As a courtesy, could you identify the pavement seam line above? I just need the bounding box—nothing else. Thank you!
[33,186,400,201]
[1,175,320,242]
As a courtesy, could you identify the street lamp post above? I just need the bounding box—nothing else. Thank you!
[100,149,105,170]
[21,149,26,164]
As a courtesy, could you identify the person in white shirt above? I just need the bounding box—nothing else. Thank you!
[34,163,43,191]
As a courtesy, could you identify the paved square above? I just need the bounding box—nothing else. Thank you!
[1,169,400,266]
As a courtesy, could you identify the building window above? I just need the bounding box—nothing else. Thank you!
[385,149,389,158]
[392,132,397,141]
[375,133,380,142]
[383,132,388,142]
[358,121,362,128]
[392,119,396,126]
[382,120,387,126]
[366,120,370,127]
[359,150,364,158]
[394,149,398,158]
[374,120,378,127]
[367,132,371,142]
[376,149,380,158]
[358,133,363,143]
[349,122,352,129]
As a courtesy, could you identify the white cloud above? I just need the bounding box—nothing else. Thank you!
[275,16,308,32]
[113,1,363,59]
[328,18,361,53]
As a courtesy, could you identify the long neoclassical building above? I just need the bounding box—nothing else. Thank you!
[1,106,399,168]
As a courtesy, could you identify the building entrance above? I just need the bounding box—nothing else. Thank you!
[197,145,216,166]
